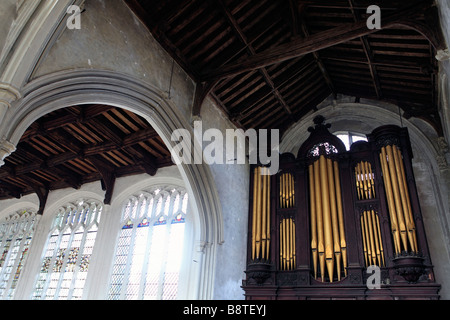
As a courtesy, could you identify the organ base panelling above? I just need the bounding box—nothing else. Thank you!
[243,284,441,300]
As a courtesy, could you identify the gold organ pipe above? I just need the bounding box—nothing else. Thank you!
[319,155,334,282]
[364,211,375,265]
[386,145,408,252]
[281,174,284,208]
[292,218,296,267]
[361,215,368,266]
[278,172,295,270]
[309,165,318,279]
[314,160,325,282]
[380,148,401,255]
[334,161,347,276]
[261,169,267,259]
[327,158,342,281]
[355,163,362,200]
[255,167,262,259]
[292,175,295,207]
[309,158,347,281]
[288,175,291,208]
[266,169,271,260]
[283,219,288,269]
[376,214,385,267]
[392,146,414,253]
[252,167,272,261]
[355,161,376,201]
[360,210,385,267]
[286,218,290,269]
[371,210,382,267]
[252,167,258,260]
[280,219,284,269]
[290,221,293,270]
[393,146,417,253]
[368,162,376,198]
[381,144,418,254]
[364,162,371,198]
[361,161,369,199]
[395,147,417,253]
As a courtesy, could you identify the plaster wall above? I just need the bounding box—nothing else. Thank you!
[199,97,250,300]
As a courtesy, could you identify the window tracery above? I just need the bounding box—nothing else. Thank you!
[108,186,188,300]
[32,199,102,300]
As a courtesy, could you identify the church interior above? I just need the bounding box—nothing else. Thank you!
[0,0,449,300]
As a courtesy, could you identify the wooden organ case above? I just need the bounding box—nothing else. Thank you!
[242,116,441,300]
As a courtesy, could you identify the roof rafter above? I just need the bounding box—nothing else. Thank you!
[201,0,435,81]
[347,0,382,99]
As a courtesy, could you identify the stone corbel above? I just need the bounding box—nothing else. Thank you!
[0,138,16,167]
[0,83,20,106]
[436,48,450,61]
[0,83,20,124]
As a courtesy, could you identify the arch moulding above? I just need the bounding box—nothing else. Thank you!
[0,69,223,299]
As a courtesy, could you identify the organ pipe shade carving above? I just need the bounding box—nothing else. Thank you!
[379,144,418,255]
[251,167,271,261]
[309,155,347,282]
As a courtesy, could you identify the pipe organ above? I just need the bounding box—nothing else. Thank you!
[243,116,440,300]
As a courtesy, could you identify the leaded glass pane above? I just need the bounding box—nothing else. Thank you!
[31,199,102,300]
[108,186,188,300]
[0,210,37,299]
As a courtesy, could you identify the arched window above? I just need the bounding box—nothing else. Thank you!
[32,199,103,300]
[0,209,37,300]
[108,186,188,300]
[335,131,368,150]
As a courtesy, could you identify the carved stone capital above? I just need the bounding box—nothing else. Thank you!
[0,139,16,167]
[436,48,450,61]
[0,83,20,108]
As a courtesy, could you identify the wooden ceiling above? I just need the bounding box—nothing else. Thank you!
[0,105,173,204]
[125,0,445,135]
[0,0,446,206]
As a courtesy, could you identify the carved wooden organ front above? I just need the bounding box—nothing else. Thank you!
[243,116,440,300]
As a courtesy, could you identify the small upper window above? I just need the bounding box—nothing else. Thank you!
[335,131,368,151]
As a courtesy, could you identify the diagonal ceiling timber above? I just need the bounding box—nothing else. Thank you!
[125,0,445,136]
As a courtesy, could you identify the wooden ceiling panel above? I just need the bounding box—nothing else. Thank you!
[0,105,173,200]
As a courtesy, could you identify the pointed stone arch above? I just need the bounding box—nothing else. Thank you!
[0,69,223,299]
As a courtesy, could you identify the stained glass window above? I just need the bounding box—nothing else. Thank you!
[108,186,188,300]
[0,209,37,300]
[32,199,102,300]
